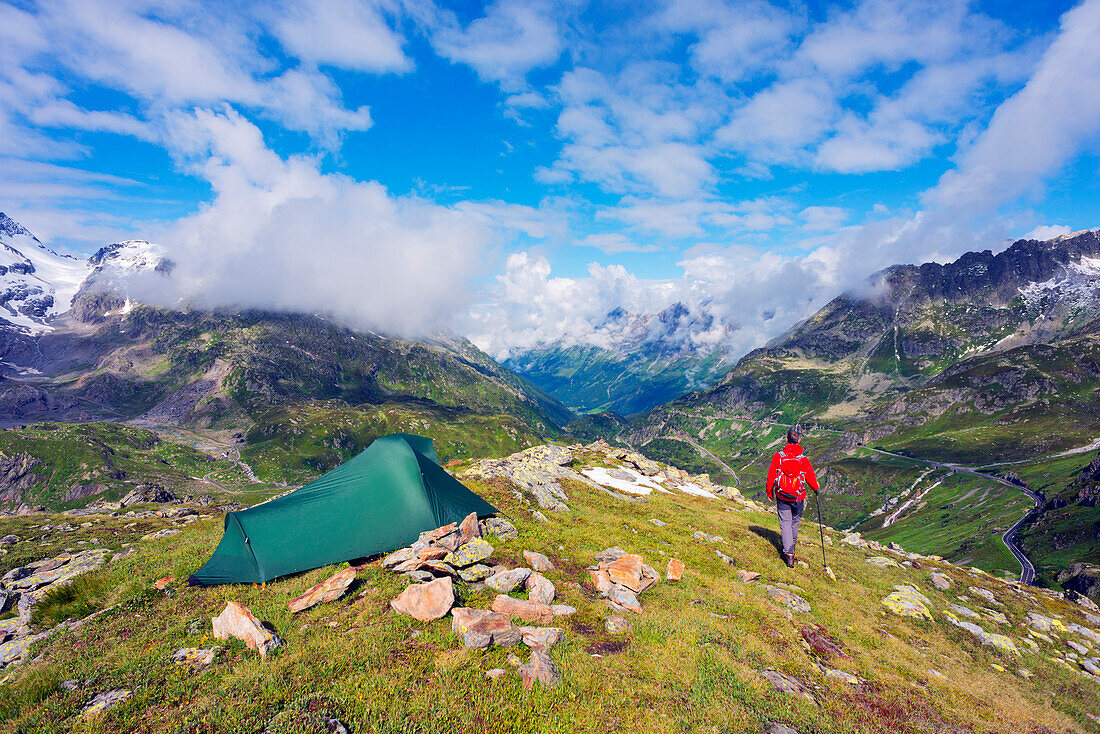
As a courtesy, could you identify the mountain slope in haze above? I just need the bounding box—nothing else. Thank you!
[504,302,735,416]
[0,214,572,507]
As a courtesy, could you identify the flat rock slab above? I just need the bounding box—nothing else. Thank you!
[519,626,563,651]
[458,512,481,545]
[391,577,454,621]
[759,669,815,704]
[606,554,645,592]
[492,594,553,624]
[737,570,761,583]
[212,602,283,658]
[666,558,684,582]
[458,564,493,582]
[444,539,494,568]
[608,584,642,615]
[764,585,811,614]
[882,586,933,620]
[930,572,951,590]
[800,624,847,659]
[288,567,356,613]
[482,517,518,540]
[944,613,1019,654]
[487,568,531,593]
[451,608,521,649]
[82,689,132,717]
[172,647,219,668]
[866,556,899,569]
[523,551,554,572]
[605,615,632,634]
[594,547,626,563]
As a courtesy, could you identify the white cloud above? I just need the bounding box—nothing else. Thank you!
[799,206,848,231]
[270,0,412,73]
[580,233,659,254]
[1022,224,1072,241]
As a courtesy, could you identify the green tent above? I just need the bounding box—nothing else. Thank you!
[189,433,498,585]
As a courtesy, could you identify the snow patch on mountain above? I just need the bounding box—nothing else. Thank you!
[1018,255,1100,313]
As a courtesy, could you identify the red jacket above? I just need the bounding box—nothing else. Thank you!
[766,443,819,502]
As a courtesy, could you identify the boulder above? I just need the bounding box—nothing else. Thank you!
[737,570,761,583]
[526,572,556,605]
[638,564,659,593]
[759,669,815,704]
[551,604,577,617]
[605,615,632,634]
[518,650,561,689]
[487,568,532,593]
[212,601,283,658]
[418,523,457,544]
[799,624,848,659]
[491,594,553,624]
[866,556,899,569]
[523,551,554,572]
[588,567,613,594]
[881,586,933,620]
[594,547,626,563]
[693,531,722,544]
[82,689,132,717]
[458,564,493,582]
[764,585,811,614]
[665,558,684,582]
[443,538,494,568]
[451,608,521,649]
[481,517,518,540]
[930,572,951,591]
[608,585,643,614]
[288,567,357,613]
[172,647,219,668]
[519,626,563,651]
[390,577,455,621]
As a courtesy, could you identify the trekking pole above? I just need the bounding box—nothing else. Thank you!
[815,489,827,570]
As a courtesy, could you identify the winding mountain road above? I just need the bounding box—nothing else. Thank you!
[865,447,1041,584]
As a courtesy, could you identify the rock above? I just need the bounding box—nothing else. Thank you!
[390,577,454,621]
[930,572,951,591]
[518,650,561,689]
[172,647,219,668]
[82,689,132,717]
[1068,640,1089,655]
[153,576,175,590]
[551,604,577,617]
[800,624,848,659]
[759,669,815,704]
[451,608,522,649]
[288,567,357,613]
[693,531,722,544]
[594,547,626,563]
[0,534,19,544]
[457,512,481,545]
[486,668,506,681]
[716,550,736,566]
[0,630,48,667]
[519,626,563,651]
[1027,612,1066,634]
[666,558,684,582]
[639,563,659,592]
[968,586,999,606]
[507,653,524,666]
[492,594,553,624]
[404,570,434,583]
[764,723,799,734]
[526,573,556,605]
[608,584,643,614]
[606,554,644,592]
[649,518,666,527]
[605,615,632,634]
[212,602,283,658]
[866,556,899,569]
[418,560,458,577]
[523,550,554,572]
[948,604,979,619]
[486,568,532,593]
[443,538,494,568]
[881,586,933,620]
[458,564,493,582]
[737,570,761,583]
[944,613,1019,654]
[825,668,860,685]
[764,585,811,614]
[482,517,518,540]
[1068,623,1100,645]
[418,523,457,544]
[416,547,450,561]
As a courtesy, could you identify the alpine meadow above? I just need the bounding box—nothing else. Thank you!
[1,1,1100,733]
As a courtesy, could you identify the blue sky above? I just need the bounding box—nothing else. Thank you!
[1,0,1099,358]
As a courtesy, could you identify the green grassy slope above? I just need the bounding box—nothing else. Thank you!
[1,452,1097,732]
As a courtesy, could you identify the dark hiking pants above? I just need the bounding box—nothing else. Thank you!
[777,499,804,555]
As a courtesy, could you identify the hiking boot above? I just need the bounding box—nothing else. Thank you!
[784,553,795,568]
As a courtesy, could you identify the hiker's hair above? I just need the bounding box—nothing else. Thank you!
[787,429,801,444]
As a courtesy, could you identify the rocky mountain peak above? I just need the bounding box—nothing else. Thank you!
[0,213,39,242]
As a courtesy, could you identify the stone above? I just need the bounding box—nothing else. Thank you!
[416,547,450,561]
[800,624,848,659]
[764,723,799,734]
[486,568,532,593]
[693,531,722,544]
[444,538,494,568]
[153,576,175,590]
[507,653,524,667]
[881,587,933,620]
[588,568,613,594]
[404,570,434,583]
[288,567,357,613]
[930,572,951,590]
[82,689,132,717]
[486,668,506,681]
[458,564,493,582]
[457,512,481,545]
[638,564,659,593]
[606,554,644,592]
[944,613,1019,654]
[390,577,454,621]
[716,550,736,566]
[482,517,518,540]
[649,518,667,527]
[519,626,563,651]
[551,604,577,617]
[764,585,811,614]
[0,631,48,667]
[212,602,283,658]
[595,546,626,563]
[1027,612,1065,634]
[526,573,556,605]
[451,608,522,648]
[737,570,761,583]
[172,647,219,668]
[605,615,632,634]
[1068,623,1100,645]
[1068,640,1089,655]
[418,523,457,545]
[948,604,979,619]
[492,594,553,624]
[523,550,554,572]
[968,586,999,606]
[608,584,643,614]
[666,558,684,582]
[418,560,458,577]
[759,669,815,704]
[825,668,860,685]
[866,556,899,569]
[518,650,561,689]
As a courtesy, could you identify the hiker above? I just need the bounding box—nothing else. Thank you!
[766,428,820,568]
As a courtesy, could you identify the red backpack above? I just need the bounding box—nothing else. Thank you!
[773,450,806,501]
